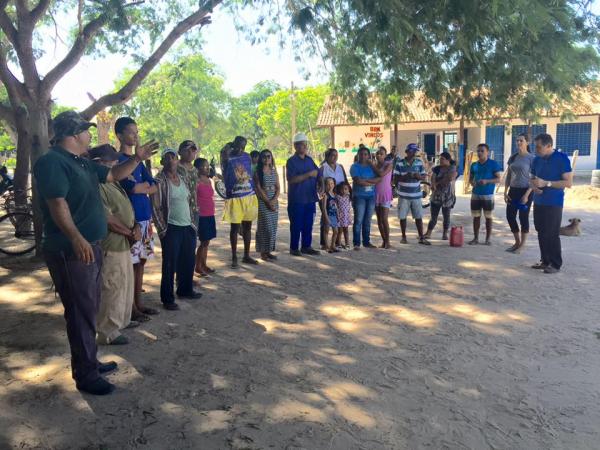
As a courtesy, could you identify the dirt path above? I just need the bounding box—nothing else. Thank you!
[1,189,600,450]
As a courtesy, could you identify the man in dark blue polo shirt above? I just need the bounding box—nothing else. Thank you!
[530,133,573,274]
[33,111,157,395]
[286,133,320,256]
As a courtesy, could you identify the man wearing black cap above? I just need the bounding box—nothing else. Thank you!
[33,111,158,395]
[89,144,139,346]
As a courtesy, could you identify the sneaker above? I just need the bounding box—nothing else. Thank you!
[543,265,560,274]
[468,238,479,245]
[289,249,302,257]
[76,377,115,396]
[98,361,118,374]
[531,262,547,270]
[109,335,129,345]
[301,247,320,255]
[163,303,180,311]
[419,238,431,246]
[364,243,377,249]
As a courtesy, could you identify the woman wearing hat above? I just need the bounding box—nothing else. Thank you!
[424,152,457,240]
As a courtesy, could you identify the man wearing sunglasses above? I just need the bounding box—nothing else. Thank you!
[468,143,502,245]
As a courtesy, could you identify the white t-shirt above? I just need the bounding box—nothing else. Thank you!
[320,163,346,185]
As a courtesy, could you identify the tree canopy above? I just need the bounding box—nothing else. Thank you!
[276,0,600,121]
[114,54,231,153]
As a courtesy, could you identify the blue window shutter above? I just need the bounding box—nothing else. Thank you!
[486,125,505,169]
[556,122,591,156]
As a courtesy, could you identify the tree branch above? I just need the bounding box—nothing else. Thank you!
[31,0,52,24]
[0,10,19,46]
[0,45,28,106]
[81,1,220,120]
[40,13,111,96]
[0,101,15,126]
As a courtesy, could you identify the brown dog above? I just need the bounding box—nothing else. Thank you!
[560,218,582,236]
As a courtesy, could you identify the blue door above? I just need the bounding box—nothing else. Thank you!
[486,125,505,169]
[423,134,436,159]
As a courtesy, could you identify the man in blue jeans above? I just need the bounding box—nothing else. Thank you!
[530,133,573,274]
[151,148,202,310]
[286,133,320,256]
[34,111,157,395]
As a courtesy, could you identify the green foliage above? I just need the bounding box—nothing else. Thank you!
[256,85,330,159]
[114,54,232,157]
[113,54,329,160]
[229,81,281,150]
[245,0,600,122]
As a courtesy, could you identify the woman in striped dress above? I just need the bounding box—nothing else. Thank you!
[254,149,280,261]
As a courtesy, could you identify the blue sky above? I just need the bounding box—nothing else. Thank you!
[41,7,328,110]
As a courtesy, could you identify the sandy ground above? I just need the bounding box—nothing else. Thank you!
[1,182,600,450]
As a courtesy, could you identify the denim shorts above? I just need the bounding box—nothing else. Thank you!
[397,197,423,220]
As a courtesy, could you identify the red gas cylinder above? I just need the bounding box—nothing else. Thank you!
[450,226,464,247]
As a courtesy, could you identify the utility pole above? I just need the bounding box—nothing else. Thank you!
[284,81,297,194]
[291,81,297,153]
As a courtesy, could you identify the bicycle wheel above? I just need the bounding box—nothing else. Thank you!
[215,179,227,199]
[421,181,431,209]
[0,211,36,255]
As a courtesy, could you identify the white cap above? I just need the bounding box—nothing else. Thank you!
[161,147,177,157]
[293,132,309,143]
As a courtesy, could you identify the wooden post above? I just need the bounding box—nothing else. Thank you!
[571,149,579,172]
[393,122,398,148]
[330,126,335,148]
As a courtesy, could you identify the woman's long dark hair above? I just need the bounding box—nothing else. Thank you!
[256,149,276,188]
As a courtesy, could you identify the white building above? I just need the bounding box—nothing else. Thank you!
[316,92,600,172]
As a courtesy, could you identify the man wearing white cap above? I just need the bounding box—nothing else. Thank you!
[286,133,320,256]
[152,148,202,311]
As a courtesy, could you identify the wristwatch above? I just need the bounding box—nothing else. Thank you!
[545,181,552,188]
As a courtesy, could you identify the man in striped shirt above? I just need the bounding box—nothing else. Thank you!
[393,143,430,245]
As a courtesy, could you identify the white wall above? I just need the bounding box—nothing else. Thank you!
[499,116,598,171]
[332,115,599,171]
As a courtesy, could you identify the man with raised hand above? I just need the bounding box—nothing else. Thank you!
[33,111,157,395]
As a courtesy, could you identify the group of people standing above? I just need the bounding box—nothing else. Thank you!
[33,109,573,396]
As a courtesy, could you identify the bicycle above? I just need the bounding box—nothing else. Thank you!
[209,157,227,199]
[0,209,35,255]
[0,185,36,255]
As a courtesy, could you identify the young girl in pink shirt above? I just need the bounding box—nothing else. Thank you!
[194,158,216,276]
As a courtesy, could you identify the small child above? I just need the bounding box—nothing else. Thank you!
[336,182,353,249]
[321,177,340,253]
[194,158,216,276]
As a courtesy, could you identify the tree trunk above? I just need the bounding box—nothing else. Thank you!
[13,121,30,201]
[22,105,50,256]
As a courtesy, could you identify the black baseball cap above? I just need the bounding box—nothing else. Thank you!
[52,111,96,141]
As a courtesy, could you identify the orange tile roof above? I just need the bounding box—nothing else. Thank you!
[316,90,600,127]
